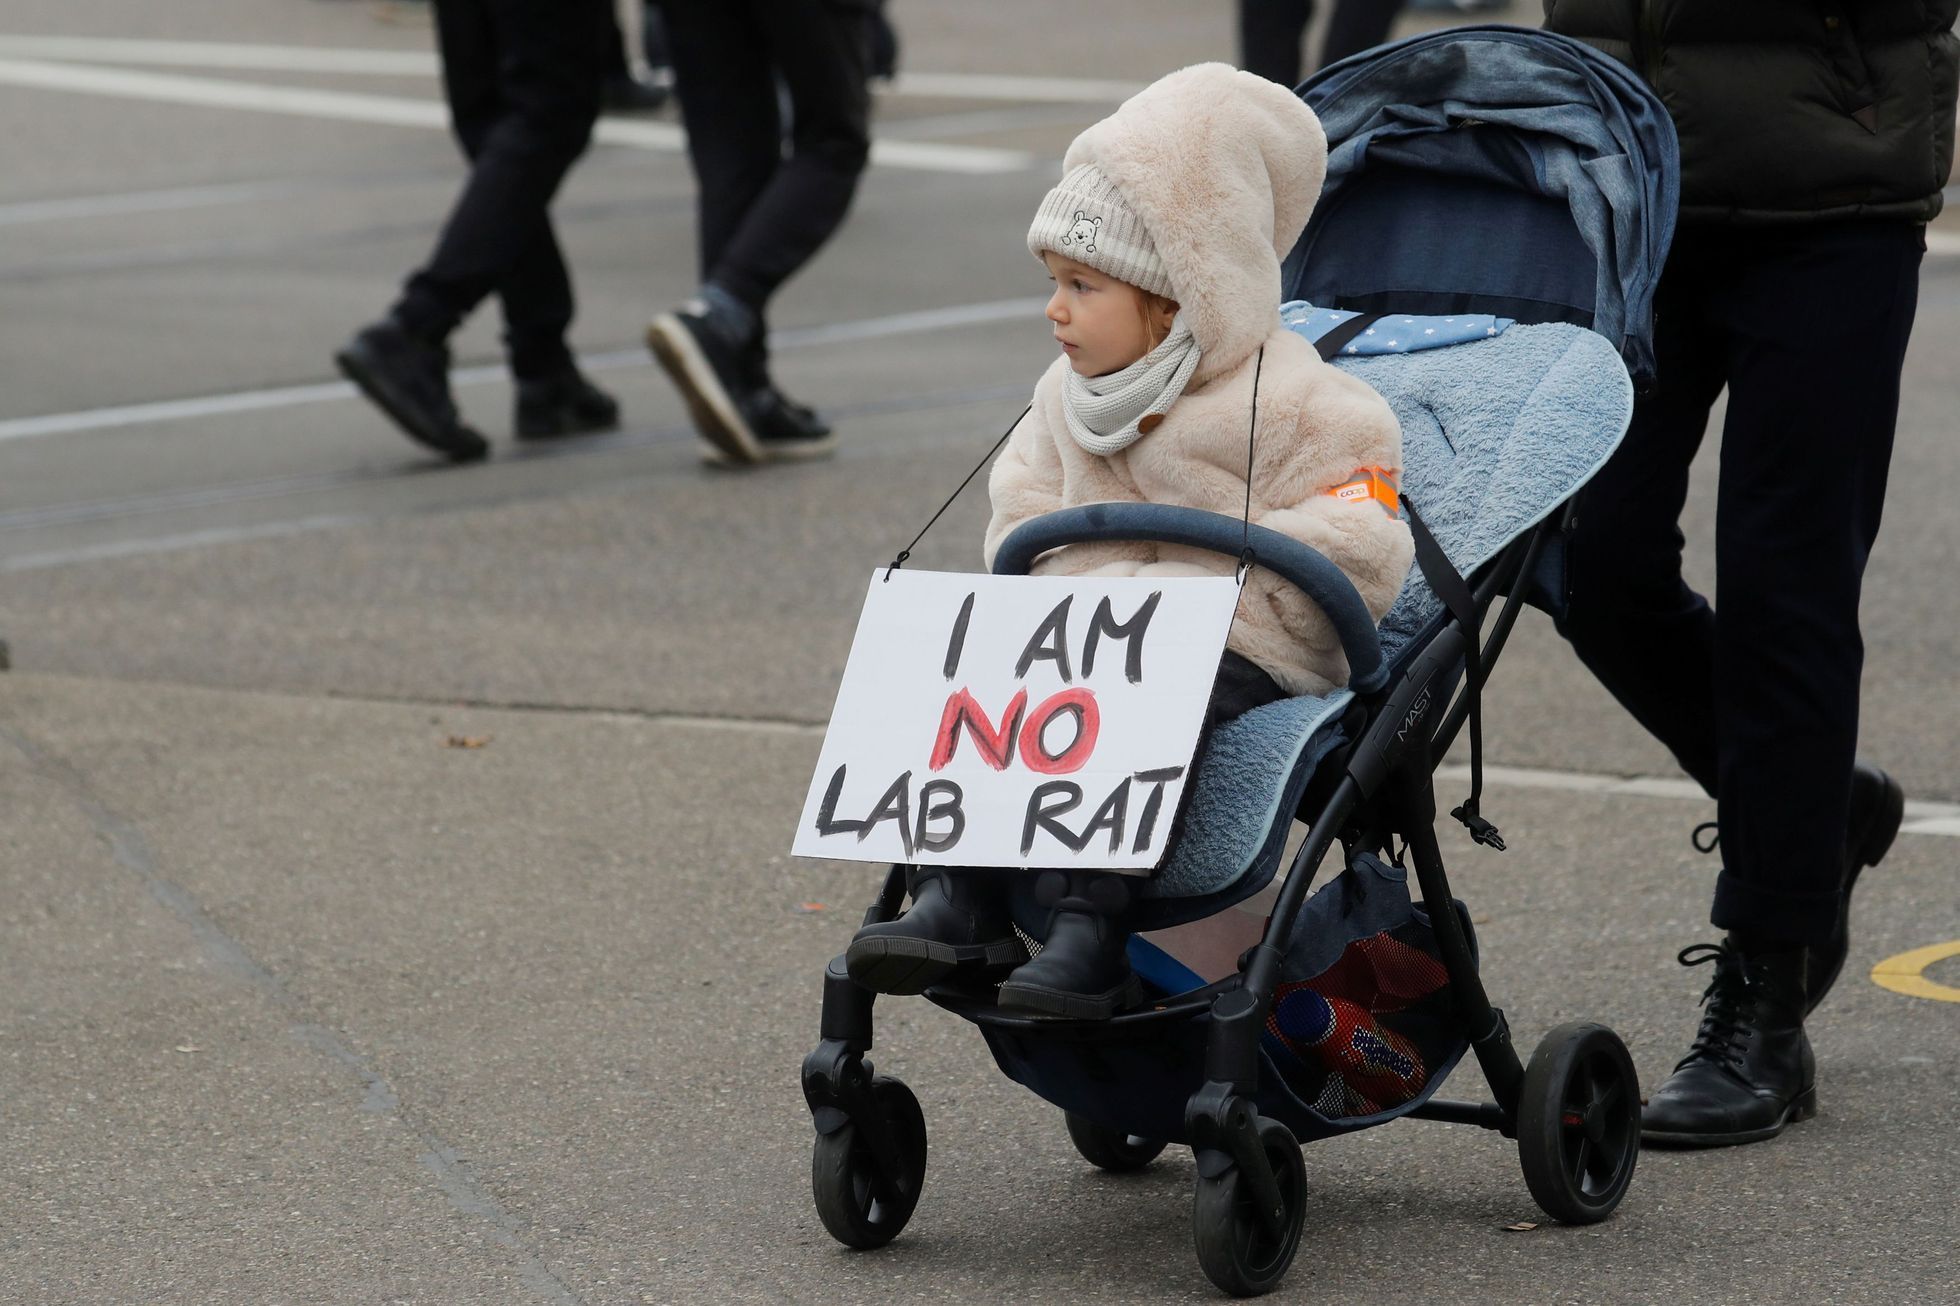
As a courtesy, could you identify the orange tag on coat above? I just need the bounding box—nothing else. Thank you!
[1327,466,1400,514]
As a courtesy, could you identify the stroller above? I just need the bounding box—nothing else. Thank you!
[801,27,1678,1298]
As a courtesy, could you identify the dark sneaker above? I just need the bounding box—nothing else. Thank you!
[514,368,620,441]
[335,320,488,463]
[699,383,837,465]
[646,300,764,465]
[1641,939,1816,1148]
[1805,762,1906,1013]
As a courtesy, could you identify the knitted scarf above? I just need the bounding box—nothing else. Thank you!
[1062,316,1202,455]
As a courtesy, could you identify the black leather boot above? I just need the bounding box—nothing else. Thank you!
[1805,762,1906,1013]
[845,868,1024,995]
[996,872,1144,1020]
[1641,938,1817,1147]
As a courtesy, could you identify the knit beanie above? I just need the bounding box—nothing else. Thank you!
[1025,163,1176,301]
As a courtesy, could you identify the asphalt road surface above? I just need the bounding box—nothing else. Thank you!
[2,3,1956,1303]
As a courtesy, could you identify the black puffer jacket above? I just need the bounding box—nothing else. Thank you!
[1544,0,1959,223]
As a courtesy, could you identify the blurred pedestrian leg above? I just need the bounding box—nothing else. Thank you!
[1321,0,1407,66]
[646,0,872,466]
[604,0,670,112]
[1237,0,1408,87]
[336,0,620,461]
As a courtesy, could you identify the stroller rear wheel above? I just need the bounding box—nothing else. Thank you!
[811,1074,928,1249]
[1064,1111,1168,1172]
[1192,1116,1307,1297]
[1516,1021,1640,1224]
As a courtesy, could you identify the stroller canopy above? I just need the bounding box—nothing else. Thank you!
[1286,25,1678,381]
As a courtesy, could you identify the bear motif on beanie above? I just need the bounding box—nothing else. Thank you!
[1026,164,1176,302]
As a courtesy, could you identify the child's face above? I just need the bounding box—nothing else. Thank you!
[1041,252,1170,378]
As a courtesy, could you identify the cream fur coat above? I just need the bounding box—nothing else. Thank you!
[984,63,1414,698]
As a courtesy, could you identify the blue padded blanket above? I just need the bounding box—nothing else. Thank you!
[1140,322,1632,916]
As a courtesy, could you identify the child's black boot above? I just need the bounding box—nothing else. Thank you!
[846,868,1024,995]
[997,871,1143,1020]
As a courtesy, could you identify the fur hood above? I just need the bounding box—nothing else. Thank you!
[1059,62,1328,378]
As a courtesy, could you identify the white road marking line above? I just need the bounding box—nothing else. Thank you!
[0,55,449,125]
[0,179,308,226]
[657,715,826,738]
[0,297,1043,445]
[0,381,360,443]
[1438,762,1960,837]
[0,35,1144,103]
[1924,229,1960,257]
[0,57,1032,174]
[885,71,1143,103]
[771,297,1046,349]
[0,514,362,573]
[0,34,439,74]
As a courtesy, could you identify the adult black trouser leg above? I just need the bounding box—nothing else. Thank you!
[395,0,606,377]
[1558,236,1729,797]
[663,0,871,319]
[1560,223,1924,946]
[1703,223,1920,944]
[1238,0,1312,87]
[1319,0,1406,68]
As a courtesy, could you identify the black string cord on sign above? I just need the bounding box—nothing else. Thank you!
[884,403,1033,581]
[1237,346,1265,583]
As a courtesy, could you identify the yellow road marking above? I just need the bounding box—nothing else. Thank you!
[1871,940,1960,1003]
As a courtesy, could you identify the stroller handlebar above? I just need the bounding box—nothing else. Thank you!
[990,503,1388,694]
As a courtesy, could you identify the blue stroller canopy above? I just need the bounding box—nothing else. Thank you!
[1285,25,1679,382]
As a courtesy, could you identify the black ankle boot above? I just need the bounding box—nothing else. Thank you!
[845,868,1023,995]
[1641,938,1817,1147]
[996,872,1143,1020]
[1805,762,1905,1013]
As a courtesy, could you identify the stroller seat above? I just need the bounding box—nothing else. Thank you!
[1140,319,1632,926]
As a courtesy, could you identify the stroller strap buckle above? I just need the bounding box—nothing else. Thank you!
[1451,803,1507,851]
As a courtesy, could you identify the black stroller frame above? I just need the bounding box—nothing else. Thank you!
[801,493,1642,1296]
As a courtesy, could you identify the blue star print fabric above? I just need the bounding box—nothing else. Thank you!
[1280,302,1513,355]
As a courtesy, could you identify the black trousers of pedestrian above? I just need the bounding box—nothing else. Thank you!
[393,0,607,380]
[1557,222,1925,946]
[661,0,871,324]
[1238,0,1406,88]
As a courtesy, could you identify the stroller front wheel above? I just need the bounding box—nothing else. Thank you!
[811,1074,928,1249]
[1191,1116,1307,1297]
[1064,1111,1168,1172]
[1516,1021,1640,1224]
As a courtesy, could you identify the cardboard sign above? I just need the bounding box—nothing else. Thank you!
[793,570,1240,871]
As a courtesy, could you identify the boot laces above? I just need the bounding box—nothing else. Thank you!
[1677,941,1752,1071]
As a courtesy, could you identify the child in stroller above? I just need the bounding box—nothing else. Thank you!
[844,62,1415,1020]
[804,24,1675,1297]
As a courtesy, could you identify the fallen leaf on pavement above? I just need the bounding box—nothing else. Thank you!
[1501,1221,1538,1233]
[445,735,492,749]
